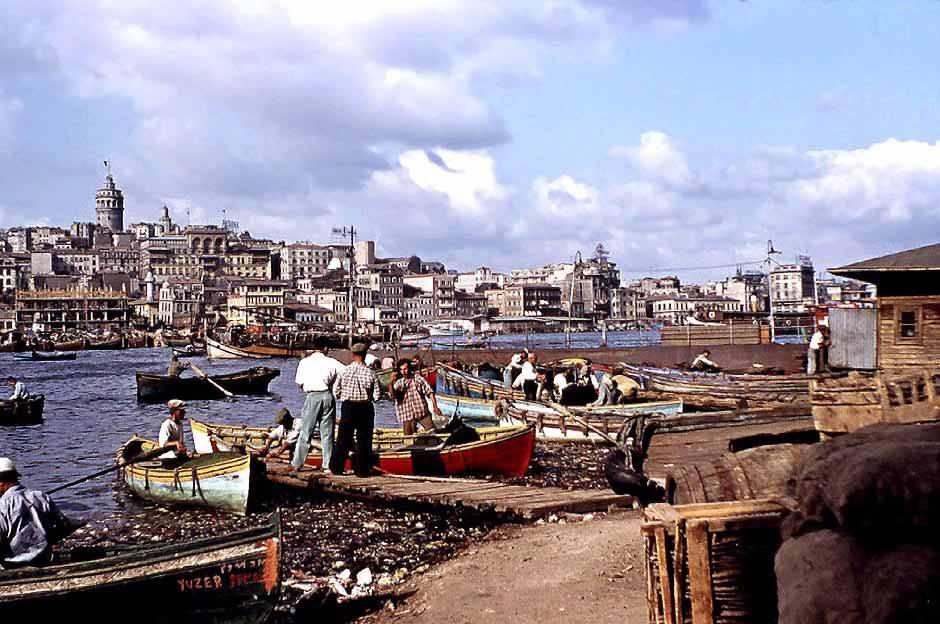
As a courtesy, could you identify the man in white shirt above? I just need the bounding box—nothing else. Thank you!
[503,350,526,388]
[158,399,189,465]
[292,337,345,472]
[690,350,720,372]
[6,377,27,401]
[807,325,831,374]
[512,352,541,401]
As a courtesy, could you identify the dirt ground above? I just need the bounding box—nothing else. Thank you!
[360,511,648,624]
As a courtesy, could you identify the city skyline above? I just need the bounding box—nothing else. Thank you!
[1,2,939,280]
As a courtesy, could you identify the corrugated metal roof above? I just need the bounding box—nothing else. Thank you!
[830,243,940,273]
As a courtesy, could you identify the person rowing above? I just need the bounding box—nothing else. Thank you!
[6,376,28,401]
[166,353,190,378]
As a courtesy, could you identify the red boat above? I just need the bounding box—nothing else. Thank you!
[191,420,535,477]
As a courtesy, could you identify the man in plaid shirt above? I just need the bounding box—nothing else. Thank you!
[391,358,443,435]
[330,343,381,476]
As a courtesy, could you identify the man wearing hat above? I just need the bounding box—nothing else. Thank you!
[259,408,300,458]
[159,399,189,466]
[0,457,72,567]
[331,342,381,476]
[292,336,345,472]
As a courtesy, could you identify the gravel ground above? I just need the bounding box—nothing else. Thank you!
[490,442,611,490]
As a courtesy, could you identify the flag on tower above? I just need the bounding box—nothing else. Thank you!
[103,160,108,167]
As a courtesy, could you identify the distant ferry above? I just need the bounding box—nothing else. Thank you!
[422,320,472,337]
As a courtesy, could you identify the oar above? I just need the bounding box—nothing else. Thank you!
[190,363,235,398]
[547,401,619,446]
[48,445,172,494]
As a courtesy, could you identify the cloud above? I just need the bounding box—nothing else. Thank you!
[609,131,692,188]
[0,95,24,155]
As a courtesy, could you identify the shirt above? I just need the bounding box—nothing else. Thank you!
[167,359,189,378]
[158,418,185,460]
[392,375,434,423]
[691,354,718,368]
[512,362,539,388]
[504,353,523,373]
[9,382,27,401]
[295,352,345,392]
[809,331,824,351]
[364,353,379,368]
[0,484,68,565]
[333,362,380,403]
[269,421,301,445]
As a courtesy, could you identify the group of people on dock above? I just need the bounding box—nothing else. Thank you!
[501,351,637,406]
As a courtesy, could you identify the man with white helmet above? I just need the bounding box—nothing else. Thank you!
[0,457,72,567]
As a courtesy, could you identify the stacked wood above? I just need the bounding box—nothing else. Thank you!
[660,324,762,347]
[667,443,808,505]
[811,369,940,435]
[642,499,789,624]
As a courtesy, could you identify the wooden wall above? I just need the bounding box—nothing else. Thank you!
[659,324,761,347]
[878,296,940,372]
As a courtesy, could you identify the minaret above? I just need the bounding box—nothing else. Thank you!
[95,161,125,233]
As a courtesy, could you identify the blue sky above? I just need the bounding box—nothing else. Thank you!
[1,1,938,282]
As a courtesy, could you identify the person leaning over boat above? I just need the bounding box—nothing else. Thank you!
[292,337,345,473]
[166,353,190,378]
[512,352,541,401]
[6,376,28,400]
[592,374,621,406]
[0,457,74,567]
[690,349,721,372]
[259,408,300,458]
[391,358,443,435]
[330,343,381,477]
[159,400,190,467]
[503,350,526,388]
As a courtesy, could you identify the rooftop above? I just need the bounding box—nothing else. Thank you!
[830,242,940,273]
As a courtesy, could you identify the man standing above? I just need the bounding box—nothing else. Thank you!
[807,325,831,375]
[512,351,541,401]
[159,400,189,466]
[0,457,73,567]
[6,377,27,400]
[292,337,344,472]
[331,343,380,477]
[392,358,443,435]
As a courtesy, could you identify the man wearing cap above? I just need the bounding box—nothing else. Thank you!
[260,408,300,458]
[292,337,344,472]
[0,458,72,567]
[330,342,381,476]
[159,400,189,466]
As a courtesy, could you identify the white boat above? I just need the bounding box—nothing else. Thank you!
[423,320,473,337]
[205,336,269,359]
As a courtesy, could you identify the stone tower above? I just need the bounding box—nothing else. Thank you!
[158,203,173,234]
[95,171,125,233]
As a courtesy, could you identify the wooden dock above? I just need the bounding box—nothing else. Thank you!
[264,462,634,520]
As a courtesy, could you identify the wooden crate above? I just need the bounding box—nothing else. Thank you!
[641,499,790,624]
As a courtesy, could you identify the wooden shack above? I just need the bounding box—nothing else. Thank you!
[812,243,940,434]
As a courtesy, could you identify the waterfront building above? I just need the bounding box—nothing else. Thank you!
[403,273,455,319]
[712,270,767,313]
[6,228,31,253]
[401,288,435,323]
[455,290,487,318]
[224,243,273,279]
[158,278,204,328]
[95,173,125,233]
[280,242,332,281]
[357,305,400,324]
[284,302,335,325]
[14,288,130,331]
[455,266,506,293]
[225,279,290,327]
[484,288,506,316]
[501,284,562,317]
[609,287,640,321]
[770,258,815,313]
[647,294,743,325]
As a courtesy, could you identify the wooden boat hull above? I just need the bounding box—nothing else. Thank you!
[205,336,271,359]
[13,351,77,361]
[621,363,811,408]
[173,346,207,357]
[439,393,682,426]
[118,437,255,514]
[51,339,85,351]
[0,395,44,426]
[135,367,280,402]
[191,419,535,478]
[0,512,280,622]
[87,337,124,350]
[436,365,526,401]
[499,399,683,443]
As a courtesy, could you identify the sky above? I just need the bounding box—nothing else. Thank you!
[1,0,939,282]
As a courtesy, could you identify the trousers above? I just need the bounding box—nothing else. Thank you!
[291,390,336,470]
[330,400,375,476]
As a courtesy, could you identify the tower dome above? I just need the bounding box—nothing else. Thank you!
[95,171,125,233]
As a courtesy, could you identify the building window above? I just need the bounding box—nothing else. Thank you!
[898,307,920,341]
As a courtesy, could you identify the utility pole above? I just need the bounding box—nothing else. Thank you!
[332,226,357,348]
[765,240,782,343]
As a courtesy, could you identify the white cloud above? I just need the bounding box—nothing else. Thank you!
[609,131,692,188]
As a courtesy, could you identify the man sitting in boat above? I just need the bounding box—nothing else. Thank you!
[6,376,28,400]
[158,399,189,467]
[512,352,541,401]
[166,354,190,378]
[690,349,721,373]
[259,408,300,458]
[0,457,72,567]
[391,358,443,435]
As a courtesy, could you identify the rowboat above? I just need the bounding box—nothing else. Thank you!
[173,345,207,357]
[136,366,280,403]
[0,395,45,426]
[620,363,812,409]
[13,351,77,361]
[87,336,124,350]
[439,393,683,425]
[498,399,685,443]
[191,419,536,478]
[436,364,525,401]
[117,437,256,514]
[51,339,85,351]
[0,511,280,622]
[205,336,273,359]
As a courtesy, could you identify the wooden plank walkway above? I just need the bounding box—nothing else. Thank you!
[264,462,634,520]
